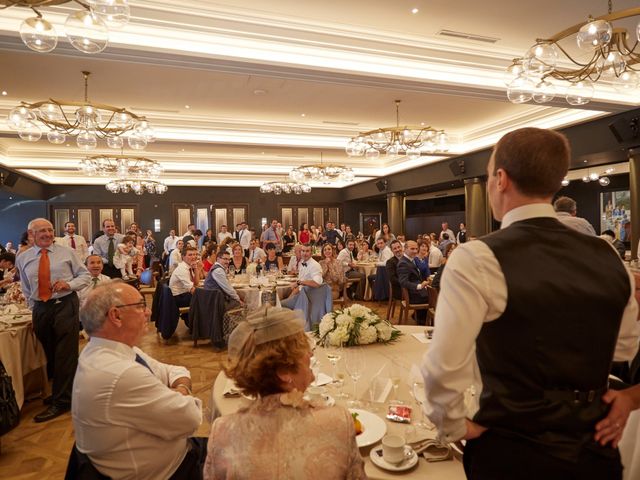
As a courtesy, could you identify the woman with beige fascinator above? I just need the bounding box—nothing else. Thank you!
[203,307,367,480]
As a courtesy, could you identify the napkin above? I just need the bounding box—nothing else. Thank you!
[311,372,333,387]
[411,333,431,344]
[223,379,242,397]
[420,440,452,462]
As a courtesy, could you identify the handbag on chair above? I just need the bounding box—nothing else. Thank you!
[0,360,19,436]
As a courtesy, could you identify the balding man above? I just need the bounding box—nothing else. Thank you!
[397,240,429,325]
[16,218,90,422]
[92,218,125,278]
[73,282,206,479]
[553,196,596,236]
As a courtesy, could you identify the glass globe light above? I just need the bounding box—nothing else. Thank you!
[259,184,271,193]
[437,132,449,151]
[47,130,66,144]
[597,51,626,77]
[589,172,600,181]
[106,181,119,193]
[302,184,312,193]
[582,175,590,183]
[65,10,109,54]
[599,176,610,186]
[424,140,436,153]
[76,105,102,128]
[613,70,639,92]
[387,144,400,156]
[532,80,556,103]
[134,120,156,142]
[561,178,570,187]
[373,131,388,145]
[77,130,98,150]
[132,182,143,195]
[88,0,130,29]
[507,75,535,104]
[39,103,63,122]
[127,134,147,150]
[120,183,130,193]
[8,106,35,130]
[345,141,359,157]
[106,136,124,149]
[18,122,42,142]
[523,43,558,76]
[407,148,421,161]
[576,19,612,51]
[503,59,524,86]
[156,183,168,194]
[114,112,133,129]
[364,149,380,160]
[566,80,594,105]
[20,17,58,53]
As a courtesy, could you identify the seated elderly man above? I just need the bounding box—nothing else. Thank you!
[204,249,244,311]
[72,282,206,480]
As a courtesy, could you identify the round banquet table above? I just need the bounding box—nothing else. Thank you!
[211,325,466,480]
[232,283,293,310]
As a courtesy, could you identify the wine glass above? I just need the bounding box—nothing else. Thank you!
[411,381,434,430]
[344,347,365,408]
[325,343,343,384]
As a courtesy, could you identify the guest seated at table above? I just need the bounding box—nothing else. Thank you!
[386,239,404,300]
[169,245,201,309]
[248,238,266,264]
[282,226,296,254]
[168,239,185,274]
[375,223,395,245]
[427,237,443,274]
[230,243,248,275]
[298,223,311,245]
[202,242,217,273]
[77,254,111,308]
[204,249,244,311]
[356,241,376,262]
[438,232,454,255]
[375,237,393,266]
[74,282,206,479]
[431,243,456,291]
[337,239,365,300]
[282,244,323,305]
[16,230,34,258]
[0,251,16,291]
[414,239,431,281]
[286,244,303,274]
[219,237,236,256]
[319,243,345,300]
[398,240,429,325]
[203,307,365,480]
[264,243,284,272]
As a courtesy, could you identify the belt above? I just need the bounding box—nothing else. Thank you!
[543,387,607,405]
[35,291,76,305]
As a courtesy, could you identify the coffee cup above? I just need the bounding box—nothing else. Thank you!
[382,434,405,464]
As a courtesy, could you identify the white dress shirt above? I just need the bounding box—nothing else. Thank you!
[287,255,300,273]
[248,247,266,263]
[237,228,251,250]
[556,211,597,236]
[439,228,456,243]
[169,261,194,296]
[57,234,89,262]
[298,257,323,285]
[337,247,355,273]
[428,245,443,269]
[376,246,393,266]
[78,273,111,307]
[217,231,233,244]
[72,337,202,480]
[421,203,640,443]
[163,235,179,254]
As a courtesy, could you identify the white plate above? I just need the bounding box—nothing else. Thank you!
[370,445,418,472]
[350,408,387,448]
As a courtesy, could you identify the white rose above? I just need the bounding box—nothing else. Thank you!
[375,322,393,342]
[318,316,335,337]
[335,313,354,328]
[358,324,378,345]
[347,304,369,318]
[329,326,350,346]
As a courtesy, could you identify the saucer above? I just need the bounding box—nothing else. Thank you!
[370,445,418,472]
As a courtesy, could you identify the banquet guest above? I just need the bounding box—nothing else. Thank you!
[182,223,196,238]
[163,229,179,259]
[438,221,455,244]
[217,225,233,244]
[554,196,597,236]
[230,243,248,275]
[282,226,296,254]
[375,223,395,244]
[325,222,342,245]
[4,241,16,254]
[187,230,203,249]
[375,237,393,266]
[248,238,266,263]
[203,228,215,246]
[218,237,236,256]
[414,240,431,281]
[0,251,16,291]
[431,243,455,290]
[204,250,244,311]
[337,239,365,300]
[169,245,201,309]
[143,230,157,267]
[398,240,429,325]
[456,223,468,244]
[236,222,251,257]
[168,239,185,274]
[264,243,284,272]
[438,232,454,255]
[309,225,319,245]
[319,243,345,300]
[92,219,125,278]
[601,230,626,259]
[287,244,303,274]
[356,241,376,262]
[298,223,310,245]
[385,239,404,301]
[422,127,640,480]
[203,307,365,480]
[202,242,218,273]
[262,220,282,254]
[344,224,354,240]
[73,282,206,480]
[16,230,34,258]
[17,217,90,422]
[114,235,139,280]
[77,254,111,308]
[282,245,323,306]
[57,221,89,263]
[595,383,640,448]
[427,238,443,274]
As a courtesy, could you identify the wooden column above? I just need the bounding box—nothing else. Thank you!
[386,192,405,236]
[464,177,492,237]
[630,152,640,261]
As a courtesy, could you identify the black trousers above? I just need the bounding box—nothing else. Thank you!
[463,430,622,480]
[174,292,193,309]
[169,437,209,480]
[32,292,80,408]
[102,263,122,279]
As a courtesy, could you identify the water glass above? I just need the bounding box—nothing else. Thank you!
[344,347,365,407]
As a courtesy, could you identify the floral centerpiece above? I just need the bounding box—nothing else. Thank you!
[313,303,402,347]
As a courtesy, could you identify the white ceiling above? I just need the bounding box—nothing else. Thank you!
[0,0,638,188]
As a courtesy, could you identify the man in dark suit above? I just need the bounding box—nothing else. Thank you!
[397,240,429,325]
[385,239,404,301]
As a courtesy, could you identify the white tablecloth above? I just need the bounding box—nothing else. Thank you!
[355,262,377,300]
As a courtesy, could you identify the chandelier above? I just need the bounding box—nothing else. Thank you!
[345,100,448,160]
[1,0,129,54]
[289,153,354,184]
[7,71,154,150]
[259,179,311,195]
[79,153,167,194]
[506,2,640,105]
[561,167,615,186]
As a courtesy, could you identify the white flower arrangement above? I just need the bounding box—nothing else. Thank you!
[313,304,402,346]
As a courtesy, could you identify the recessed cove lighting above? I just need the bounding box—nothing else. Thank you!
[1,91,7,96]
[185,105,191,109]
[411,8,419,14]
[301,113,306,117]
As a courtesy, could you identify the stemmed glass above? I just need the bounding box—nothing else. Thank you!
[344,347,365,407]
[325,343,343,383]
[411,381,434,430]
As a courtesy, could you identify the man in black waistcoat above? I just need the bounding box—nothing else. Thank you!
[422,127,639,480]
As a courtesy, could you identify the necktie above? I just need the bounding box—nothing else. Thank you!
[70,236,76,249]
[301,262,307,267]
[190,268,195,283]
[38,248,52,302]
[135,353,153,374]
[91,277,99,289]
[107,237,115,265]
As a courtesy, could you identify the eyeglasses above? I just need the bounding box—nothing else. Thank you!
[114,299,147,310]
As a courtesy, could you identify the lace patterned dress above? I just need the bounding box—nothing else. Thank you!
[204,391,366,480]
[319,258,345,299]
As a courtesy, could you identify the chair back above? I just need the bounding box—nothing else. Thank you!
[401,286,411,303]
[427,286,438,309]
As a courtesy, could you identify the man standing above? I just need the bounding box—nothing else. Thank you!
[553,196,597,236]
[92,218,125,278]
[16,218,90,422]
[204,249,244,312]
[337,239,365,300]
[439,221,455,244]
[397,240,429,325]
[77,254,111,308]
[73,283,206,479]
[422,128,639,479]
[325,222,341,245]
[57,221,89,263]
[456,222,468,244]
[385,240,404,301]
[217,225,233,244]
[236,222,251,257]
[282,244,323,307]
[427,237,443,274]
[169,245,201,309]
[163,228,179,268]
[261,219,282,254]
[182,223,196,238]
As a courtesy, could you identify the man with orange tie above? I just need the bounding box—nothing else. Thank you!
[16,217,90,422]
[57,221,89,263]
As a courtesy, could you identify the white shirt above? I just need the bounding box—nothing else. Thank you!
[376,246,393,266]
[168,249,182,270]
[57,234,89,262]
[556,211,597,236]
[421,203,640,443]
[163,235,178,254]
[217,231,233,244]
[287,254,301,273]
[298,257,323,285]
[237,228,251,250]
[72,337,202,480]
[439,228,456,243]
[248,247,266,263]
[78,274,111,307]
[428,245,443,269]
[169,261,194,296]
[337,247,355,272]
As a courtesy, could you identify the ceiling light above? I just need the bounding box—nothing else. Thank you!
[568,167,615,186]
[79,154,167,194]
[411,8,419,14]
[7,0,130,54]
[346,100,448,160]
[7,71,154,150]
[506,3,640,105]
[290,152,354,184]
[1,91,7,96]
[301,113,306,117]
[259,179,311,195]
[184,105,190,109]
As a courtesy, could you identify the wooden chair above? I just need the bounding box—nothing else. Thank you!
[398,287,430,325]
[333,278,360,308]
[386,281,402,323]
[427,286,439,326]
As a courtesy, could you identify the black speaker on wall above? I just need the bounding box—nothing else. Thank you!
[448,159,465,176]
[0,171,18,187]
[375,179,388,192]
[609,116,640,143]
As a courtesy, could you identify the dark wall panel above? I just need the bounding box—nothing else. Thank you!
[0,199,47,245]
[342,198,387,235]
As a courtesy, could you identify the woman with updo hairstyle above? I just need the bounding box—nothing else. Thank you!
[203,307,365,480]
[230,243,247,274]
